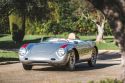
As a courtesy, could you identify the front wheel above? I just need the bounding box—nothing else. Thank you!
[22,64,32,70]
[67,50,76,71]
[88,47,98,67]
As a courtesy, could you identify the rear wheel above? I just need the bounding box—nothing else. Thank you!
[22,64,32,70]
[67,50,76,71]
[88,47,98,67]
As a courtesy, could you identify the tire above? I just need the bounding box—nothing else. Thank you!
[67,50,76,71]
[22,64,32,70]
[88,46,98,67]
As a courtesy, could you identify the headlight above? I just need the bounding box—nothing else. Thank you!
[57,48,65,58]
[19,48,28,56]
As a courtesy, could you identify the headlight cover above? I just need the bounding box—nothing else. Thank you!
[57,48,65,58]
[19,48,28,56]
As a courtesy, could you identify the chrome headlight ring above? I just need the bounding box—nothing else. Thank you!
[19,48,28,56]
[57,48,66,58]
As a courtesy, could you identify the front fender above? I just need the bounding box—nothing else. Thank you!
[66,44,79,62]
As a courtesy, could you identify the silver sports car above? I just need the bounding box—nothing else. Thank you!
[19,37,98,71]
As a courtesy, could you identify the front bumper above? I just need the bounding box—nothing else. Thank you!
[19,54,70,66]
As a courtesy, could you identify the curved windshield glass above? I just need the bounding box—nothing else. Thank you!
[44,38,68,43]
[41,37,83,44]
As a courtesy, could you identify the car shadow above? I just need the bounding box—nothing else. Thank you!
[98,51,121,60]
[33,63,119,71]
[75,63,119,71]
[33,51,121,71]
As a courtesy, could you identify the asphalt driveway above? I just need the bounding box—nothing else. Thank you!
[0,50,122,83]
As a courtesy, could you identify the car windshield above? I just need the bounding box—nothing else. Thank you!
[44,38,68,43]
[42,37,83,44]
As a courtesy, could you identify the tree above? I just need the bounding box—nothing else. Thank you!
[0,0,27,42]
[71,0,107,42]
[0,1,12,34]
[88,11,107,43]
[81,10,107,43]
[0,0,49,42]
[9,0,27,42]
[88,0,125,82]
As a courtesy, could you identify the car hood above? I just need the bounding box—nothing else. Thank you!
[31,43,63,54]
[27,42,67,59]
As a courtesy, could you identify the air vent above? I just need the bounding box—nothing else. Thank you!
[51,58,56,61]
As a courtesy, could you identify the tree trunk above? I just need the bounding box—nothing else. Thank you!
[96,24,104,43]
[96,21,105,43]
[120,50,125,82]
[88,0,125,82]
[9,13,25,43]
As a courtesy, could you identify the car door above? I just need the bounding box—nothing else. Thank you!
[76,40,92,60]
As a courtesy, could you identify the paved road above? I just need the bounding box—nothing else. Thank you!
[0,50,122,83]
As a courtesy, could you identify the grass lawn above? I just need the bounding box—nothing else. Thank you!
[0,50,18,62]
[0,35,42,49]
[0,34,119,60]
[0,34,119,50]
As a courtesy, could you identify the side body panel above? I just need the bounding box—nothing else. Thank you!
[75,41,93,60]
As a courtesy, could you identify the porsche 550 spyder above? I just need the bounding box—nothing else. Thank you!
[19,37,98,71]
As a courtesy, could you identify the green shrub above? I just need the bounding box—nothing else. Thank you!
[0,16,10,34]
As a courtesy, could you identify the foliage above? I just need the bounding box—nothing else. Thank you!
[0,16,10,34]
[24,0,112,36]
[104,22,113,35]
[25,21,49,35]
[0,0,113,37]
[48,1,60,23]
[0,0,11,34]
